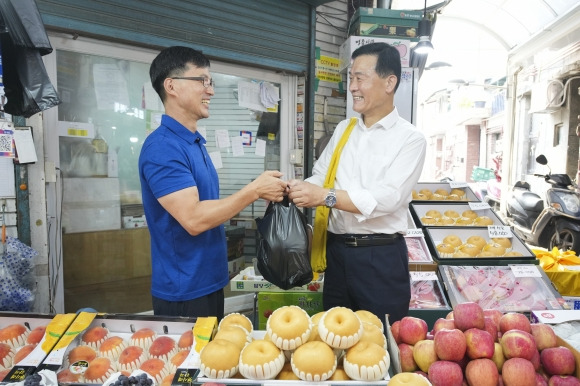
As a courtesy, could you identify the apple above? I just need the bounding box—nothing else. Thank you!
[530,349,541,371]
[428,360,463,386]
[484,309,504,330]
[433,328,466,361]
[548,375,580,385]
[484,316,499,342]
[536,373,549,386]
[502,358,536,386]
[413,339,438,373]
[531,323,558,351]
[465,358,499,386]
[541,346,576,376]
[492,342,505,372]
[391,320,401,345]
[432,317,456,335]
[500,329,537,360]
[398,343,418,372]
[453,302,485,331]
[464,328,495,359]
[499,312,531,334]
[399,316,428,345]
[446,311,454,320]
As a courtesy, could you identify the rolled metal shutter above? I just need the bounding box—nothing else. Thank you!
[36,0,311,73]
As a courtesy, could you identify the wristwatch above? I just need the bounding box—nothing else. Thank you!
[325,188,337,208]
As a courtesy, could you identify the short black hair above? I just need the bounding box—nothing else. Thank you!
[351,42,401,91]
[150,46,211,102]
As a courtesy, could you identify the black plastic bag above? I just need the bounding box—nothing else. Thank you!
[255,197,313,290]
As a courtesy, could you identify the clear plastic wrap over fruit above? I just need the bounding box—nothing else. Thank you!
[443,265,564,312]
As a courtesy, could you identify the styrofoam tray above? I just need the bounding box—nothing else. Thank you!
[410,202,505,227]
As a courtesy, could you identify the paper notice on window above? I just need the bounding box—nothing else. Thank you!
[231,136,244,157]
[93,63,130,110]
[255,138,266,157]
[237,81,267,112]
[209,151,223,169]
[215,130,230,149]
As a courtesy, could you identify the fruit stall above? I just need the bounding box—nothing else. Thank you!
[3,181,580,385]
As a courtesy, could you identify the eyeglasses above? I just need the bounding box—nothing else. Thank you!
[170,76,215,88]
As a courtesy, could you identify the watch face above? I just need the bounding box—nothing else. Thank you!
[325,193,336,207]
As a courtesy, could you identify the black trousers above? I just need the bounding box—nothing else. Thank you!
[323,232,411,326]
[152,288,225,321]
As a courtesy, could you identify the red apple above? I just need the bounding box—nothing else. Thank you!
[492,342,505,372]
[541,346,576,376]
[391,320,402,345]
[502,358,536,386]
[454,302,485,331]
[536,373,549,386]
[548,375,580,385]
[499,312,531,334]
[434,328,466,361]
[530,349,541,371]
[432,317,456,335]
[464,327,495,359]
[446,311,454,320]
[398,342,418,372]
[399,316,428,345]
[500,329,537,360]
[412,339,438,373]
[531,323,558,351]
[484,309,504,330]
[465,358,499,386]
[484,316,499,342]
[428,360,463,386]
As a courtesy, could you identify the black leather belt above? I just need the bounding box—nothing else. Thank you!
[329,232,403,247]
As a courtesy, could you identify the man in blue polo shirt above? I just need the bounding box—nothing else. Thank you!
[139,46,287,320]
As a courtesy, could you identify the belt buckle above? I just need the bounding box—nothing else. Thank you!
[344,237,358,247]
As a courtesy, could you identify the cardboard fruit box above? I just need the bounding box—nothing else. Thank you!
[412,182,479,202]
[410,202,505,228]
[39,312,205,386]
[230,267,324,293]
[0,312,77,383]
[424,226,536,265]
[531,310,580,378]
[257,291,323,330]
[440,264,567,313]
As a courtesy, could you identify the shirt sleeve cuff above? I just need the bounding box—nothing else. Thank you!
[350,189,377,221]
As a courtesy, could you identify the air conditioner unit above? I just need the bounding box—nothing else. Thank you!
[529,80,564,114]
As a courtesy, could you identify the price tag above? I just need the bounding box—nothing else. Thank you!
[448,181,469,188]
[469,201,491,211]
[410,271,438,281]
[487,225,512,238]
[405,228,424,237]
[510,265,542,278]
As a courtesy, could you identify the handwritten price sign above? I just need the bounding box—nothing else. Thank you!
[488,225,512,238]
[469,202,491,211]
[449,181,469,188]
[405,228,424,238]
[410,271,438,281]
[510,265,542,278]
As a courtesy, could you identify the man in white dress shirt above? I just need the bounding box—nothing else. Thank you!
[288,42,426,324]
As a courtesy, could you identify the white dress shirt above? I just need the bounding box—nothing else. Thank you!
[306,107,427,235]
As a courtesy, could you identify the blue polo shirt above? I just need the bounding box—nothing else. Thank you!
[139,115,229,301]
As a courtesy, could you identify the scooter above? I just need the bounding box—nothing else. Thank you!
[483,155,502,211]
[506,154,580,251]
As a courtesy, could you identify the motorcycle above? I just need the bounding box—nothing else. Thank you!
[506,154,580,252]
[483,154,502,211]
